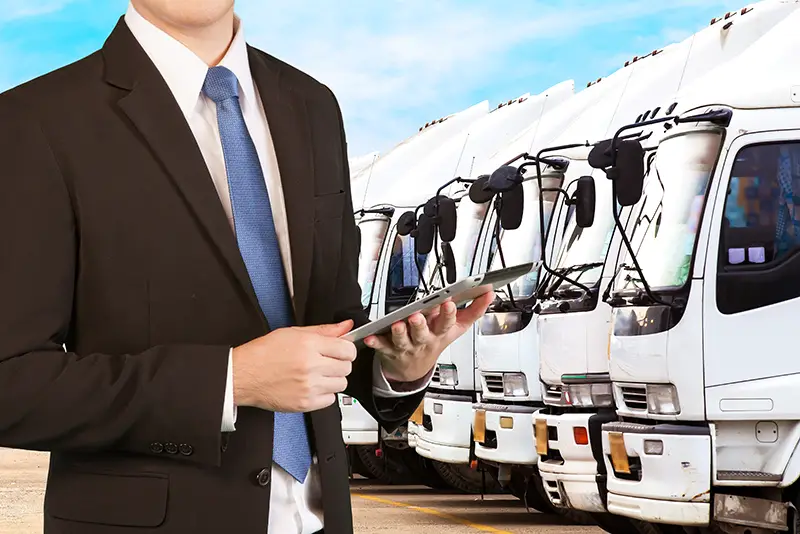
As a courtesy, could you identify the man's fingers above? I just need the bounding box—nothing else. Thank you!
[315,336,357,361]
[317,376,349,395]
[390,321,413,351]
[317,357,353,378]
[430,300,458,336]
[300,320,354,337]
[364,334,392,352]
[407,313,432,345]
[455,290,494,327]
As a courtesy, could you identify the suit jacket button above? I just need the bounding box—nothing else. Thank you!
[149,442,164,454]
[256,468,271,487]
[164,442,178,454]
[179,444,193,456]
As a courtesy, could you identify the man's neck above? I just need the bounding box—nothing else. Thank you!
[130,3,236,66]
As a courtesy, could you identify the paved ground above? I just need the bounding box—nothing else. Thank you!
[0,448,601,533]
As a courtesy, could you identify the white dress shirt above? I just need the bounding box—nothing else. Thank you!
[124,4,429,533]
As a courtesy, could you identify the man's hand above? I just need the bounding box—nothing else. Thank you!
[365,290,495,383]
[231,321,356,412]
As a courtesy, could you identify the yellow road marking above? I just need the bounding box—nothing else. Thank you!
[353,493,514,533]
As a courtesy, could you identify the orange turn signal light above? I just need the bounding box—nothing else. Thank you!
[573,427,589,446]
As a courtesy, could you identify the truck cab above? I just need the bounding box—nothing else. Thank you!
[533,2,796,530]
[600,10,800,532]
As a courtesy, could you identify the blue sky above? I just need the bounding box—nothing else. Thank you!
[1,0,745,156]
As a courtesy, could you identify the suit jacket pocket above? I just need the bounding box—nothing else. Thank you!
[47,470,168,527]
[314,191,345,221]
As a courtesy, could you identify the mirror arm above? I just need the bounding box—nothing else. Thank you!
[610,116,675,163]
[533,144,592,296]
[435,177,475,200]
[609,175,670,308]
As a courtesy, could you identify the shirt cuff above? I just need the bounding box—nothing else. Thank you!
[221,348,238,432]
[372,355,434,398]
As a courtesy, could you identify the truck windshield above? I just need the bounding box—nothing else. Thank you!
[615,130,723,292]
[357,217,390,308]
[421,200,489,289]
[489,179,555,299]
[549,173,615,293]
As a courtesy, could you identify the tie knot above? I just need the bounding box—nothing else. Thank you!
[202,66,239,103]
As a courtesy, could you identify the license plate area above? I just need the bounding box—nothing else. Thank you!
[473,409,486,443]
[608,432,631,475]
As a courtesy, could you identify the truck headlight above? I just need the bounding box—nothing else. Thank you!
[503,373,529,397]
[646,384,680,415]
[437,364,458,387]
[565,383,614,408]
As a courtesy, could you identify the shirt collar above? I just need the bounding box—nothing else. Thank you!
[124,2,257,118]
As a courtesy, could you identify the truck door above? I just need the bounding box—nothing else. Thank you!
[703,131,800,389]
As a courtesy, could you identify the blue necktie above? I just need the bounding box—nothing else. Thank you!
[202,66,312,483]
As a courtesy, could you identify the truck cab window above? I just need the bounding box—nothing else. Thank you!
[718,141,800,314]
[385,234,428,313]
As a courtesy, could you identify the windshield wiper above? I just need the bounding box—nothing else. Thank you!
[546,262,603,298]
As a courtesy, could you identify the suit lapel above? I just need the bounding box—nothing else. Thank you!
[102,19,267,328]
[248,48,316,325]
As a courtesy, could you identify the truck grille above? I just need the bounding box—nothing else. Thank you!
[620,385,648,411]
[483,373,504,394]
[543,384,566,405]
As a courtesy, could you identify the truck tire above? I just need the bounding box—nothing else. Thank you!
[354,445,413,485]
[632,520,691,534]
[508,470,557,514]
[348,447,375,480]
[398,449,450,489]
[432,461,502,494]
[589,513,641,534]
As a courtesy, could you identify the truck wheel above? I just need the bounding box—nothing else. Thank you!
[508,470,557,514]
[633,520,692,534]
[354,445,412,485]
[348,447,376,480]
[589,513,641,534]
[398,449,450,489]
[432,461,502,494]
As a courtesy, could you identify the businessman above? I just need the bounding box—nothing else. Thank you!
[0,1,493,533]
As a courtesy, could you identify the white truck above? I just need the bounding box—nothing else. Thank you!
[465,32,646,514]
[533,3,797,533]
[597,7,800,532]
[346,88,572,485]
[342,101,489,461]
[406,82,575,492]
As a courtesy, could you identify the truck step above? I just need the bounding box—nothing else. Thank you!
[717,470,782,482]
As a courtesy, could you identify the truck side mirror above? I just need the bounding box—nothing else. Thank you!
[499,185,524,230]
[442,242,457,284]
[396,211,417,236]
[574,176,596,228]
[611,140,645,207]
[488,165,523,193]
[469,175,494,204]
[415,214,435,254]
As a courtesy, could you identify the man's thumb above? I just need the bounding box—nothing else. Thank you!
[303,320,354,337]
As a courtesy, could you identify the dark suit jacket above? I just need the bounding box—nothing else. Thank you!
[0,18,423,534]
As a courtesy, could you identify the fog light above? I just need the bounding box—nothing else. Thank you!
[644,439,664,455]
[341,396,353,406]
[573,427,589,446]
[499,416,514,429]
[438,364,459,386]
[433,403,444,415]
[646,384,681,415]
[503,373,529,397]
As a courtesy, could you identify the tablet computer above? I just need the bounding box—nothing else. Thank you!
[341,261,537,346]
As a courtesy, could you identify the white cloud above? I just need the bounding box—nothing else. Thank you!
[236,0,752,154]
[0,0,76,21]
